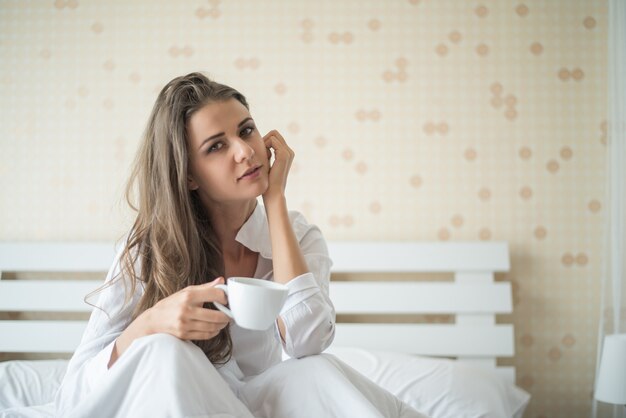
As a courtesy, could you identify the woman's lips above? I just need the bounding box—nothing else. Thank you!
[238,166,261,180]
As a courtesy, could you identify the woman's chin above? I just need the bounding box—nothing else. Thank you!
[254,181,270,197]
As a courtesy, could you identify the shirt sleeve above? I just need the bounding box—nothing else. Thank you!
[54,242,142,414]
[277,221,336,359]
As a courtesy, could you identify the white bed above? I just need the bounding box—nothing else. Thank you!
[0,241,530,418]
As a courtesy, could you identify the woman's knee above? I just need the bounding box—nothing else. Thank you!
[274,353,339,378]
[132,333,201,357]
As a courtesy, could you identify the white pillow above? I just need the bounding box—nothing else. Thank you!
[0,360,68,409]
[326,347,530,418]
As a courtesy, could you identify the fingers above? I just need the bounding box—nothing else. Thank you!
[188,318,229,334]
[264,130,292,154]
[188,306,230,325]
[185,331,221,341]
[181,309,229,340]
[184,278,228,306]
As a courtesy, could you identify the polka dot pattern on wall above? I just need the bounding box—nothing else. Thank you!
[478,187,491,201]
[367,19,381,31]
[355,109,381,121]
[548,347,562,362]
[409,175,423,188]
[287,122,300,134]
[423,121,449,135]
[383,57,409,83]
[449,31,462,44]
[558,68,585,82]
[583,16,596,30]
[519,186,533,200]
[515,4,529,17]
[588,199,601,213]
[475,5,489,18]
[314,136,327,149]
[600,120,608,145]
[91,22,103,34]
[530,42,543,56]
[438,227,451,241]
[195,6,221,19]
[478,228,492,241]
[490,83,518,120]
[103,60,115,72]
[476,43,489,57]
[234,57,259,69]
[300,19,314,43]
[546,159,560,174]
[54,0,78,10]
[561,252,589,267]
[560,146,573,160]
[520,334,534,347]
[562,334,576,348]
[0,2,607,416]
[451,214,464,228]
[464,147,477,161]
[519,375,534,390]
[328,32,353,45]
[274,83,287,95]
[519,147,532,160]
[329,214,354,228]
[169,46,194,58]
[534,226,547,240]
[435,43,449,57]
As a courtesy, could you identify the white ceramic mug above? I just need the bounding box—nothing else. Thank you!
[214,277,289,331]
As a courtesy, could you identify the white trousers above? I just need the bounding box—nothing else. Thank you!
[61,334,428,418]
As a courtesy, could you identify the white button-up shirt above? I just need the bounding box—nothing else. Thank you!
[55,204,336,410]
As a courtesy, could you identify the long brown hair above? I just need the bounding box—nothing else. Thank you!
[112,72,249,364]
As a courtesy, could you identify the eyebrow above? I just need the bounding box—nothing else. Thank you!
[198,117,253,150]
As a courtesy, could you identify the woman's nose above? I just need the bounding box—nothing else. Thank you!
[233,138,254,163]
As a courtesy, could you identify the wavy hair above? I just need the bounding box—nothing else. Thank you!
[111,72,248,364]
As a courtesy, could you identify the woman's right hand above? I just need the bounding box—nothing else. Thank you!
[108,277,230,368]
[146,277,230,341]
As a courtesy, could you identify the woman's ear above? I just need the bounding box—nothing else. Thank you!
[187,175,199,191]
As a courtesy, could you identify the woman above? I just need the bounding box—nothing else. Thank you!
[50,72,427,417]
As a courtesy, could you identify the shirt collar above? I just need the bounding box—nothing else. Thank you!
[235,201,311,259]
[235,202,273,258]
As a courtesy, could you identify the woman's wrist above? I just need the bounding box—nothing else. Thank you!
[262,193,287,212]
[135,308,155,337]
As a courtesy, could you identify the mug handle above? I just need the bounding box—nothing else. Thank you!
[212,284,234,318]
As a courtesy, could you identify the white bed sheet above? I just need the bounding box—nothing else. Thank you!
[0,349,529,418]
[326,347,530,418]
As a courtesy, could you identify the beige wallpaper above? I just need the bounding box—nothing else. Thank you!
[0,1,608,417]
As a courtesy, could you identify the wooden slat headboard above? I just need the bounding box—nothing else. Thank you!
[0,241,515,382]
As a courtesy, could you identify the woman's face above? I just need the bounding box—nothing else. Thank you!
[186,99,269,207]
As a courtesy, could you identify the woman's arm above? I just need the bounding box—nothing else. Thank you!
[108,277,230,368]
[262,195,309,340]
[262,130,335,352]
[261,129,308,283]
[262,130,308,341]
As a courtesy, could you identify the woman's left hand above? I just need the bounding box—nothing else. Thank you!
[262,129,294,203]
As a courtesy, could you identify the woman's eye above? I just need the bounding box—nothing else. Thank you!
[207,142,224,153]
[241,126,255,137]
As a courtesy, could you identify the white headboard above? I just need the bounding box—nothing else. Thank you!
[0,241,515,382]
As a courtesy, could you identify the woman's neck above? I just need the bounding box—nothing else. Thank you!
[207,199,257,260]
